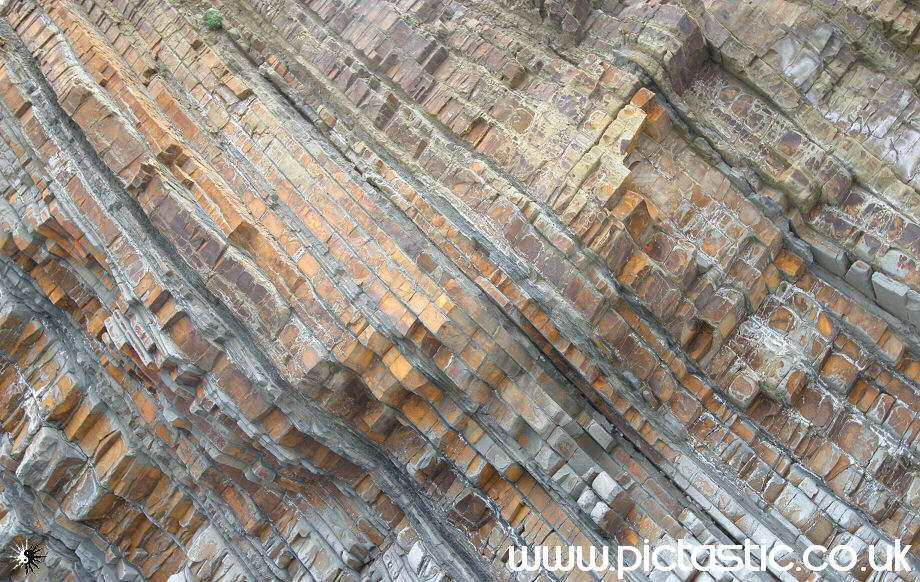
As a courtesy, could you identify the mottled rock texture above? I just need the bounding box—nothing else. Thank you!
[0,0,917,580]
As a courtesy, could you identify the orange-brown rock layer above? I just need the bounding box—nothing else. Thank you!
[0,0,916,580]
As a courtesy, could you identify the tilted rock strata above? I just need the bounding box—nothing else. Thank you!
[0,0,916,580]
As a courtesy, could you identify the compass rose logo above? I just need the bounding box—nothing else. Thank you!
[7,539,44,574]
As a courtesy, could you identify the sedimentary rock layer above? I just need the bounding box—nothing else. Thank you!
[0,0,916,579]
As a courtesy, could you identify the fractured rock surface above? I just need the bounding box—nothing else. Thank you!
[0,0,917,579]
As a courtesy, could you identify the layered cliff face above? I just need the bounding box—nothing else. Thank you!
[0,0,917,579]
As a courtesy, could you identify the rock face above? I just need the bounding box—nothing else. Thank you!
[0,0,917,579]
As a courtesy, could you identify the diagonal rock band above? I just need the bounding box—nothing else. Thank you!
[0,0,916,580]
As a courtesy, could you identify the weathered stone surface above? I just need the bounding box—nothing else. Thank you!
[845,259,875,298]
[0,0,916,580]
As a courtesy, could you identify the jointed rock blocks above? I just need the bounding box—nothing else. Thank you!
[0,0,916,580]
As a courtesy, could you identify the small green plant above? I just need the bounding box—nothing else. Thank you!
[203,8,223,31]
[403,14,417,28]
